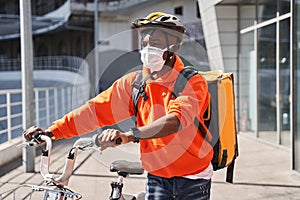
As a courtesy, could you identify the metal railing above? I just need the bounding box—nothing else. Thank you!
[100,0,148,11]
[0,83,89,144]
[0,56,90,144]
[0,0,67,16]
[34,0,68,16]
[0,56,86,73]
[71,0,148,12]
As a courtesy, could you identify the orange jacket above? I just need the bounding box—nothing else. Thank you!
[49,55,213,178]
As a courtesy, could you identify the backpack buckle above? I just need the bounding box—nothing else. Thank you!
[138,81,148,101]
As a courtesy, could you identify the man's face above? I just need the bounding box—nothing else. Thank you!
[141,28,178,50]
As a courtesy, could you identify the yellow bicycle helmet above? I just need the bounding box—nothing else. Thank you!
[133,12,186,35]
[133,12,186,50]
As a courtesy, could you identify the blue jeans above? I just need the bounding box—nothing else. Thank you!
[145,173,211,200]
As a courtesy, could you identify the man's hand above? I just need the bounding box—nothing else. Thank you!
[95,129,135,151]
[23,126,53,141]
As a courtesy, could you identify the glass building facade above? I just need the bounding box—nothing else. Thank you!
[238,0,300,171]
[294,0,300,172]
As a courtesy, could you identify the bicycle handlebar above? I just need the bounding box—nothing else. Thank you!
[20,131,141,200]
[52,137,96,185]
[27,131,121,187]
[30,132,97,186]
[39,135,52,181]
[93,133,122,148]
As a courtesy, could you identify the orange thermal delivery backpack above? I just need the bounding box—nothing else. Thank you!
[132,67,239,183]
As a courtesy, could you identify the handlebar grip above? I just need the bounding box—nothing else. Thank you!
[32,131,44,143]
[94,134,101,147]
[94,134,122,148]
[115,137,122,145]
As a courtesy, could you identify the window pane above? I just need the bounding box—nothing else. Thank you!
[239,31,256,133]
[279,0,290,15]
[279,19,290,147]
[257,23,277,143]
[257,0,277,23]
[293,1,300,172]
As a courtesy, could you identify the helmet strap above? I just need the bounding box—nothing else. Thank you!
[163,31,173,61]
[174,38,181,51]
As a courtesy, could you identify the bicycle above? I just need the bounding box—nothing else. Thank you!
[0,132,145,200]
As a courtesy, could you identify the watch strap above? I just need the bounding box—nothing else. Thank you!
[130,127,140,143]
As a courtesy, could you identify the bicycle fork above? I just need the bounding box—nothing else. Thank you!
[110,176,124,200]
[109,160,144,200]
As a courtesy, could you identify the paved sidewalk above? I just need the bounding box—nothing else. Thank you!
[211,134,300,199]
[0,134,300,199]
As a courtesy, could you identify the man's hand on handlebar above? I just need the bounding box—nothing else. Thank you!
[95,129,135,151]
[23,126,54,141]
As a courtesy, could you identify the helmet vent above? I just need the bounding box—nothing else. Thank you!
[161,16,170,21]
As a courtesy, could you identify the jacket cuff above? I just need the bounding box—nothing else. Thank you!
[48,125,63,140]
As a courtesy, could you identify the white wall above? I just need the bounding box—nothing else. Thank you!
[98,0,201,52]
[127,0,200,24]
[215,5,238,73]
[197,0,224,70]
[99,21,132,52]
[44,0,71,20]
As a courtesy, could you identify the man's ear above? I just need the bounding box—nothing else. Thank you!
[163,51,174,61]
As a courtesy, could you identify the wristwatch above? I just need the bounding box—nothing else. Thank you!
[130,127,140,143]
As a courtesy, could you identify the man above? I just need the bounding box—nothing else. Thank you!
[24,12,213,199]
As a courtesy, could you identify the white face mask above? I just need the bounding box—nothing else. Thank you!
[140,45,169,72]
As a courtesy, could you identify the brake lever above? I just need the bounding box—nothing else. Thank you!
[79,145,98,151]
[16,141,37,148]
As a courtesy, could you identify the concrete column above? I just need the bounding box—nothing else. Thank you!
[20,0,35,172]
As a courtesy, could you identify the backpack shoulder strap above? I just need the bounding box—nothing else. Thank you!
[172,68,199,98]
[132,71,143,115]
[132,68,198,115]
[175,68,211,142]
[131,71,157,115]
